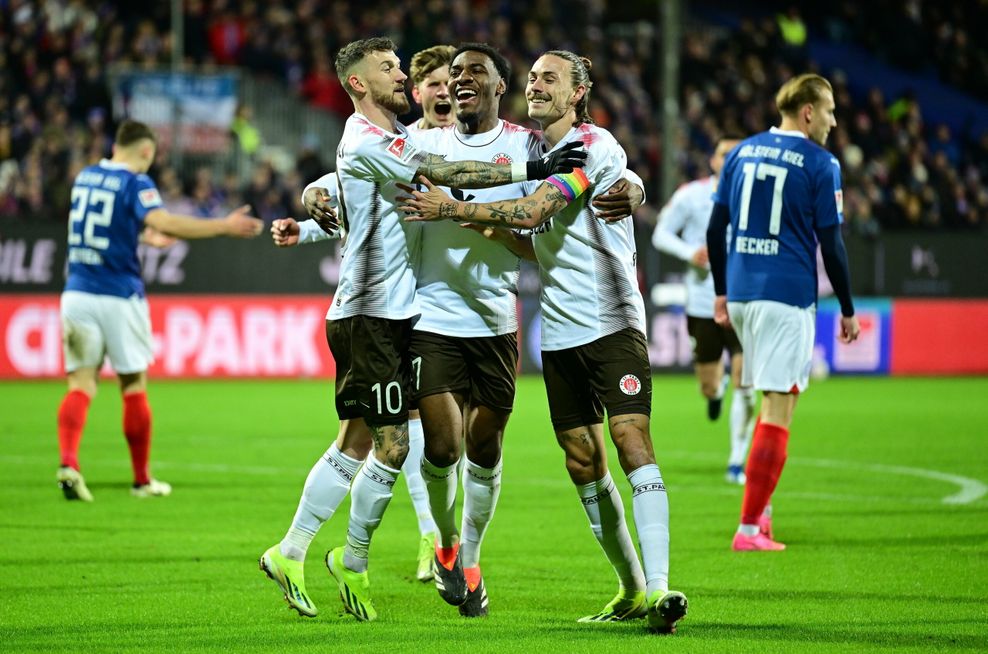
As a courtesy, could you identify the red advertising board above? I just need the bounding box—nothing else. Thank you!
[0,295,335,378]
[890,299,988,374]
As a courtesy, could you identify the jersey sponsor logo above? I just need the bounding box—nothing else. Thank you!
[834,189,844,213]
[619,373,641,395]
[138,188,162,208]
[387,138,407,159]
[491,152,512,164]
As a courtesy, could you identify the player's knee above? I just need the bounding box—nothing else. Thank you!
[465,432,503,468]
[610,428,655,471]
[564,456,598,484]
[700,380,719,398]
[423,439,460,468]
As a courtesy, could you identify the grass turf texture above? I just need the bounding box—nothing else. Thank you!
[1,376,986,653]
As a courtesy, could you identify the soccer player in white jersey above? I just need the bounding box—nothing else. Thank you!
[56,120,262,502]
[652,135,758,484]
[409,45,455,130]
[272,42,471,596]
[706,74,860,551]
[258,37,586,622]
[400,50,688,634]
[278,42,646,619]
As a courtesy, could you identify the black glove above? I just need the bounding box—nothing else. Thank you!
[526,141,588,179]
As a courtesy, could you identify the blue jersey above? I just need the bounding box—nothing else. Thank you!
[64,160,164,299]
[712,128,843,308]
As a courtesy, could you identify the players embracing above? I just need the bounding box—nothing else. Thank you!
[258,36,586,623]
[402,49,688,635]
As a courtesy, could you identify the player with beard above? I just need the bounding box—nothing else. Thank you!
[273,42,645,619]
[259,37,586,623]
[271,45,456,588]
[399,50,688,634]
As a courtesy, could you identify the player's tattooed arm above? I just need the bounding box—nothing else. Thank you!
[411,141,587,189]
[399,178,570,229]
[414,153,512,189]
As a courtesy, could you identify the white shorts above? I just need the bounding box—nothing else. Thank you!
[61,290,154,374]
[728,300,815,393]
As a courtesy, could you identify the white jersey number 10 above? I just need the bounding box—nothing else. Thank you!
[738,162,788,236]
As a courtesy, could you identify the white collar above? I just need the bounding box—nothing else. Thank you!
[769,126,807,139]
[99,159,135,171]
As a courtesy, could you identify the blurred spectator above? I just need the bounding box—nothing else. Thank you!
[295,134,326,187]
[300,54,351,119]
[231,104,262,159]
[0,0,985,234]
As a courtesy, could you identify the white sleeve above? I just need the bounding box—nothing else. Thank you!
[301,172,339,206]
[353,133,422,183]
[587,136,628,199]
[622,168,646,203]
[298,220,340,244]
[651,187,698,261]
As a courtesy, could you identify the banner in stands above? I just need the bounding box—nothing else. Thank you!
[0,295,333,378]
[112,71,239,154]
[0,224,338,295]
[2,294,987,378]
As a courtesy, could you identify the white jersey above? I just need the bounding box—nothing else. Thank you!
[651,176,717,318]
[532,123,646,351]
[412,120,540,337]
[329,113,424,321]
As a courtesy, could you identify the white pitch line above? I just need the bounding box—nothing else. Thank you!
[795,457,988,505]
[664,450,987,505]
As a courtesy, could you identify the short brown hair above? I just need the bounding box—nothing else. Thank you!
[410,45,455,86]
[335,37,397,93]
[775,74,833,117]
[115,119,156,147]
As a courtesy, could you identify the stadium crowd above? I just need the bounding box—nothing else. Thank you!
[0,0,985,231]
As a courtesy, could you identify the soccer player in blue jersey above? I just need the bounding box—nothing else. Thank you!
[56,119,263,502]
[706,74,860,551]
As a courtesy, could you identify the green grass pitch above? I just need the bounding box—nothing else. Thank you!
[1,376,986,653]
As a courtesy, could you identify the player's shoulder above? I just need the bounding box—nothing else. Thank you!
[804,141,841,171]
[345,114,398,146]
[502,120,537,137]
[683,175,713,193]
[574,122,619,149]
[345,114,414,160]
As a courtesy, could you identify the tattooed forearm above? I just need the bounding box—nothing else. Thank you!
[459,185,571,229]
[438,202,460,219]
[417,155,512,189]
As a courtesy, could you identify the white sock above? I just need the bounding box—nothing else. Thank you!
[344,455,399,573]
[728,387,756,467]
[421,455,459,548]
[627,464,670,596]
[402,418,436,535]
[279,443,361,561]
[460,458,502,569]
[576,472,645,592]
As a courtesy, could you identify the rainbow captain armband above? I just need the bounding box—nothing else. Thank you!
[545,168,591,202]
